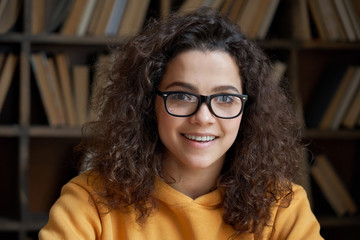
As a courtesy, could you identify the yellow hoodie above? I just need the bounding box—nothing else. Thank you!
[39,172,323,240]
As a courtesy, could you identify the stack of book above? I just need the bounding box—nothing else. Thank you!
[305,63,360,130]
[311,154,357,216]
[177,0,281,39]
[30,52,91,127]
[0,53,18,115]
[31,0,151,36]
[307,0,360,41]
[165,0,360,41]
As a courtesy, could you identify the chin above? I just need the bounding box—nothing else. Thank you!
[182,156,224,170]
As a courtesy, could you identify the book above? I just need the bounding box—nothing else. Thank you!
[0,0,9,18]
[160,0,171,18]
[319,66,360,130]
[350,0,360,33]
[86,0,104,35]
[329,0,348,41]
[46,56,67,126]
[93,0,115,36]
[73,65,89,125]
[344,0,360,40]
[178,0,204,12]
[256,0,281,39]
[117,0,150,36]
[342,82,360,129]
[333,0,357,41]
[220,0,235,16]
[327,66,360,129]
[237,0,263,37]
[61,0,87,35]
[316,0,343,41]
[44,0,75,33]
[305,63,348,128]
[202,0,225,10]
[227,0,245,22]
[55,53,78,126]
[202,0,215,7]
[76,0,98,36]
[311,154,357,216]
[105,0,127,36]
[30,53,59,126]
[307,0,330,40]
[0,0,21,34]
[210,0,226,10]
[31,0,45,34]
[249,0,272,39]
[235,0,280,39]
[0,53,18,114]
[292,0,312,40]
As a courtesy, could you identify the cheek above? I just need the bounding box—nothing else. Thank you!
[224,116,242,141]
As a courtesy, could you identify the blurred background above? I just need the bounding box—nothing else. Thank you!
[0,0,359,239]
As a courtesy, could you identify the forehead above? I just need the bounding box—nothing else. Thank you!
[160,50,242,93]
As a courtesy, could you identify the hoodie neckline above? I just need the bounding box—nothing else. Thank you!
[152,177,223,208]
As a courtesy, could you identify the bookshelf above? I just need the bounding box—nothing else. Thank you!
[0,0,359,239]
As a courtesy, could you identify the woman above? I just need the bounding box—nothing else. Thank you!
[39,7,323,240]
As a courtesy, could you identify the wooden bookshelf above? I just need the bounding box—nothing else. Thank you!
[0,0,359,239]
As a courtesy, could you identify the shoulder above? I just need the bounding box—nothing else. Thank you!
[267,183,323,239]
[39,171,106,239]
[68,170,103,192]
[286,183,309,208]
[56,170,106,211]
[275,183,312,218]
[292,183,308,199]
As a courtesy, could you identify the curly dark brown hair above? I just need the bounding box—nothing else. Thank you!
[76,7,303,237]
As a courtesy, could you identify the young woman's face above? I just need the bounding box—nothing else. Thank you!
[155,50,244,175]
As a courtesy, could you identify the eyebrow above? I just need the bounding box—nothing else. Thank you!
[165,82,197,91]
[165,82,241,93]
[212,85,241,93]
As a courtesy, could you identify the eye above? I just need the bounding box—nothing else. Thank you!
[214,95,235,104]
[169,93,197,102]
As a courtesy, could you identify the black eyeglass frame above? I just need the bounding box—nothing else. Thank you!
[155,89,248,119]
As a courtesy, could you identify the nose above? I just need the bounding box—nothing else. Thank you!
[189,102,216,125]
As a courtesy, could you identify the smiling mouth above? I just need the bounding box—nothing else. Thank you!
[183,134,216,142]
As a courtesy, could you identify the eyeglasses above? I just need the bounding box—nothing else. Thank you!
[156,89,248,119]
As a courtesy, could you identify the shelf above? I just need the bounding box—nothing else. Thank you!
[257,39,297,49]
[23,213,48,231]
[300,41,360,50]
[0,33,127,46]
[0,33,24,43]
[2,33,360,50]
[258,40,360,50]
[0,217,21,231]
[0,126,83,137]
[29,34,127,45]
[29,126,82,138]
[306,129,360,139]
[0,126,21,137]
[318,215,360,228]
[0,215,48,232]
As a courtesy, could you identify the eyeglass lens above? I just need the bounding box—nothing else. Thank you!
[165,92,244,118]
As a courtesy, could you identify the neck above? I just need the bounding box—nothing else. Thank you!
[163,159,223,199]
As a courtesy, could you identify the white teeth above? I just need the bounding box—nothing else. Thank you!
[184,135,216,142]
